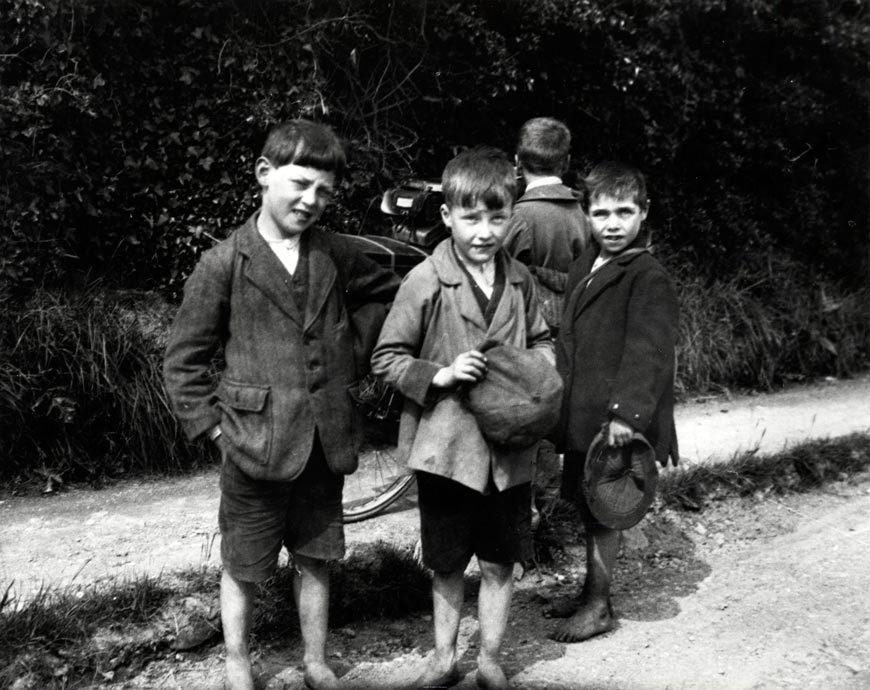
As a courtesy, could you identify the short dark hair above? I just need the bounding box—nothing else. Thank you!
[441,146,517,210]
[583,161,648,212]
[260,120,346,180]
[516,117,571,176]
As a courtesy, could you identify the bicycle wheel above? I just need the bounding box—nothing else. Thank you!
[343,443,416,523]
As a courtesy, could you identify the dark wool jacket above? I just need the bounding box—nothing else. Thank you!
[555,246,679,466]
[163,214,400,481]
[504,183,592,329]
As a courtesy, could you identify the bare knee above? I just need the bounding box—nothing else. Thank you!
[478,560,513,585]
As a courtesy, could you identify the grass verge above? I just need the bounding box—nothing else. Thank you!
[2,434,869,689]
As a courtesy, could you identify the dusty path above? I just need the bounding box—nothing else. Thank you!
[1,373,869,689]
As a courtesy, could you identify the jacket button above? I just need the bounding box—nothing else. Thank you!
[612,403,619,410]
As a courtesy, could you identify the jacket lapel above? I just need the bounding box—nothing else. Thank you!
[572,249,649,317]
[304,230,338,332]
[237,216,303,325]
[432,241,489,333]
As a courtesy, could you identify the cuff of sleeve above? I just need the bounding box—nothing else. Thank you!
[399,359,444,406]
[608,401,649,431]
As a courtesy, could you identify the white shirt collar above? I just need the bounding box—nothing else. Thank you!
[524,176,562,191]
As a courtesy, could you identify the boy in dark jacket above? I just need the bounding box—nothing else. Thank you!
[552,161,679,643]
[505,116,591,335]
[163,120,399,690]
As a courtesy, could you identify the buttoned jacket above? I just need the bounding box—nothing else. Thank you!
[555,246,680,466]
[370,239,554,493]
[163,214,400,481]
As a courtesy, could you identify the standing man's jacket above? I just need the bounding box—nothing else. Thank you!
[163,214,400,481]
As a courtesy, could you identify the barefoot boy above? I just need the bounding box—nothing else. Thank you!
[163,120,399,690]
[371,147,553,689]
[552,161,679,643]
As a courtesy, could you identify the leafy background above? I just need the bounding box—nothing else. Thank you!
[1,0,868,483]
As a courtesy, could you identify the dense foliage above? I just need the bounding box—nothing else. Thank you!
[2,0,868,296]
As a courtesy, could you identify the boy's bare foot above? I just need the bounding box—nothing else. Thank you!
[303,660,340,690]
[411,657,461,689]
[542,595,581,619]
[549,599,614,643]
[225,652,255,690]
[476,656,509,690]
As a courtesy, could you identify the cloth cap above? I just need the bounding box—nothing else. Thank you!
[464,341,563,449]
[583,428,658,530]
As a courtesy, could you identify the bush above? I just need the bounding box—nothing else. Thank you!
[673,255,870,393]
[1,0,867,297]
[0,287,208,486]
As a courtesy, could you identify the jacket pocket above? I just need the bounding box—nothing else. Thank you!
[216,380,272,465]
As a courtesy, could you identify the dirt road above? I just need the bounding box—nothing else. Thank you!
[1,374,869,689]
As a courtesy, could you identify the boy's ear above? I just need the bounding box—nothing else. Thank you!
[439,203,453,230]
[254,157,273,188]
[641,199,651,220]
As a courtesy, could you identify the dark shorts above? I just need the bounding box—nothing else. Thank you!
[219,435,345,583]
[416,471,532,573]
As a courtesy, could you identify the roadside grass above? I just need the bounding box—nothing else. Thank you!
[657,432,870,511]
[0,543,431,690]
[0,287,209,489]
[673,264,869,395]
[4,435,869,689]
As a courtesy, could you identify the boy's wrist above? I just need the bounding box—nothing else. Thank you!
[431,367,455,388]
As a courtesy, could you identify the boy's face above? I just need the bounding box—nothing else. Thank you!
[440,201,511,266]
[588,193,648,259]
[256,159,335,237]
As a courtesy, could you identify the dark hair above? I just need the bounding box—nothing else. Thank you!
[441,146,517,210]
[516,117,571,176]
[583,161,648,213]
[260,120,346,180]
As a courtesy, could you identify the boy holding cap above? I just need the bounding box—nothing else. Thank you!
[371,146,553,689]
[552,161,679,643]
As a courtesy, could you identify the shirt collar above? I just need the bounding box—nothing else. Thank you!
[524,176,563,191]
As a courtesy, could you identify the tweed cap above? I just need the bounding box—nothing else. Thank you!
[583,428,658,530]
[464,342,563,449]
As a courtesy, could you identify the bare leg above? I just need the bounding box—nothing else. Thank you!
[415,568,464,687]
[476,560,513,690]
[550,524,617,643]
[221,569,256,690]
[292,554,339,690]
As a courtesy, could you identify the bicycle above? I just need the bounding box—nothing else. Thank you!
[340,178,446,523]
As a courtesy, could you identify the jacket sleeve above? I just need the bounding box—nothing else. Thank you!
[370,266,443,407]
[162,246,231,441]
[608,266,679,433]
[519,266,555,363]
[337,241,402,377]
[504,214,533,265]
